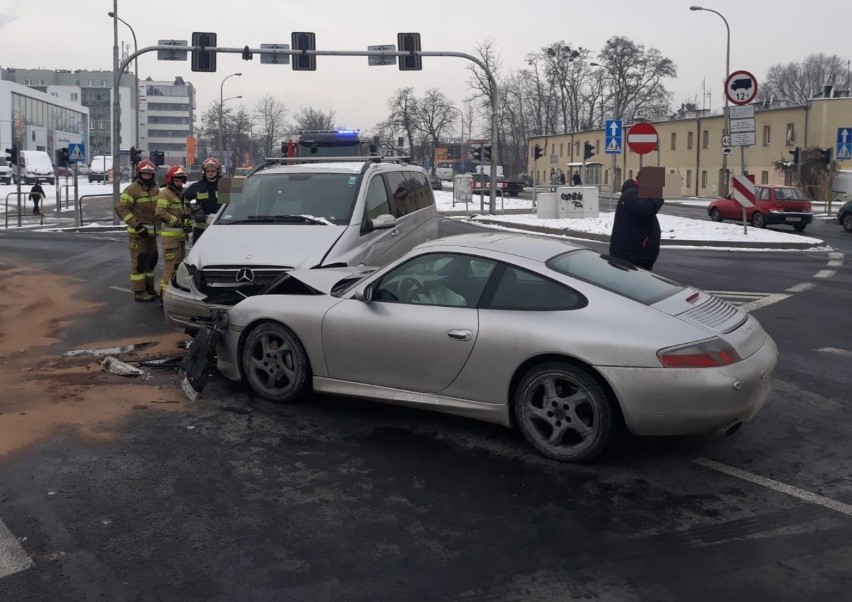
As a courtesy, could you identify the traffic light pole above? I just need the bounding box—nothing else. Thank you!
[114,43,501,213]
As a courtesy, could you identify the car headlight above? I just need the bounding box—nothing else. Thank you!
[173,261,193,292]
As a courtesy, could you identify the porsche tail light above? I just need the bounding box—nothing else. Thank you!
[657,337,741,368]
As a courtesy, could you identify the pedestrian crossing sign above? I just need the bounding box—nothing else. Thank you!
[68,143,85,163]
[606,138,621,153]
[837,145,851,161]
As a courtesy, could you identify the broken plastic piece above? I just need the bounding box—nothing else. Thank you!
[101,356,146,377]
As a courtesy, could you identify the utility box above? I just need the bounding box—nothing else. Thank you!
[555,186,599,218]
[453,174,473,205]
[535,192,557,219]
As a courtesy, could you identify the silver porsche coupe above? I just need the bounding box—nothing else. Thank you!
[216,232,777,462]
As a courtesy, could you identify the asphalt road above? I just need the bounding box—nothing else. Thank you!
[0,215,850,601]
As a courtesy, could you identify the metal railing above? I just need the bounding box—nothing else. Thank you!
[4,192,44,228]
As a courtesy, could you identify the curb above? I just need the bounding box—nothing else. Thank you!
[468,218,823,250]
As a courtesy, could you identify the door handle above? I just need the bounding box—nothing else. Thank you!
[447,329,472,341]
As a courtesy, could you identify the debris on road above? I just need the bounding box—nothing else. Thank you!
[64,342,155,357]
[179,311,227,401]
[101,356,147,377]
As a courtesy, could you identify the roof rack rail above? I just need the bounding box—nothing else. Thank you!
[260,155,412,164]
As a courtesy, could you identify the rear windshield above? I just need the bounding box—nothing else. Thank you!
[547,249,685,305]
[217,172,360,225]
[773,187,807,201]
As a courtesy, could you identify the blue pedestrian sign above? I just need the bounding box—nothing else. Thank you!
[68,143,85,163]
[605,119,623,154]
[836,128,852,161]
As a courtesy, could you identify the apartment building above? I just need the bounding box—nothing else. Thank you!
[140,76,196,166]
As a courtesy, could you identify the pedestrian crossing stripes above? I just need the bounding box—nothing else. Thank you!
[0,519,33,579]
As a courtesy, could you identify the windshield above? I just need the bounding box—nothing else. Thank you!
[774,187,807,201]
[217,172,360,225]
[547,249,685,305]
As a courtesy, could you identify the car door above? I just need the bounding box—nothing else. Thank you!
[322,253,494,393]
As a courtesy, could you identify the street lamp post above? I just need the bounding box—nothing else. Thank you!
[220,95,242,170]
[219,72,242,166]
[108,11,139,150]
[690,5,731,195]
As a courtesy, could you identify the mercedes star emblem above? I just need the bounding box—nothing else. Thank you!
[236,268,255,284]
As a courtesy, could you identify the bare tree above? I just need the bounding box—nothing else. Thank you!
[292,107,336,131]
[385,87,420,160]
[595,36,677,120]
[761,54,849,105]
[411,89,456,174]
[252,94,289,159]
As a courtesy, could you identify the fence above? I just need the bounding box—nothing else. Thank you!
[4,192,44,228]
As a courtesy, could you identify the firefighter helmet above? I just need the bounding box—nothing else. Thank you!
[165,165,188,186]
[136,159,156,175]
[201,157,221,177]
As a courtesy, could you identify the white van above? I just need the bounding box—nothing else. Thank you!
[89,155,113,183]
[163,159,439,332]
[831,169,852,203]
[19,151,55,185]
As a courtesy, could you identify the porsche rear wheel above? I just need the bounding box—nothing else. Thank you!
[240,321,309,403]
[514,362,614,462]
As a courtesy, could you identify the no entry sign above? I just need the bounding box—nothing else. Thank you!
[627,122,658,155]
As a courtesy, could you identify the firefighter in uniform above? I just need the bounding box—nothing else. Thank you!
[155,165,192,296]
[183,157,221,244]
[116,159,160,302]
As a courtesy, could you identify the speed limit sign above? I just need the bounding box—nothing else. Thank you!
[721,135,731,146]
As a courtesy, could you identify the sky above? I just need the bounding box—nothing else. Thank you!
[1,180,827,249]
[1,0,850,136]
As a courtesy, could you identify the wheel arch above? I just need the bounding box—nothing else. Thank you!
[506,354,626,431]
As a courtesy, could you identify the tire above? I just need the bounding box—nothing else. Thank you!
[240,321,310,403]
[842,213,852,232]
[751,212,766,228]
[793,223,807,232]
[710,208,722,222]
[514,362,615,462]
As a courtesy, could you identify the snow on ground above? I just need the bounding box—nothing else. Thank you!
[431,189,826,245]
[0,180,832,247]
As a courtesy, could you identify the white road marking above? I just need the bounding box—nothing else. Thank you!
[786,282,815,293]
[827,259,844,268]
[0,519,33,579]
[109,286,133,294]
[814,270,836,278]
[829,252,844,260]
[694,458,852,518]
[737,293,790,313]
[815,347,852,358]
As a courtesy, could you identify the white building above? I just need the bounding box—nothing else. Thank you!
[140,76,196,165]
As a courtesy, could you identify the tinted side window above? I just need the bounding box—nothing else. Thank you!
[482,265,584,311]
[385,171,410,218]
[406,171,436,211]
[364,176,391,219]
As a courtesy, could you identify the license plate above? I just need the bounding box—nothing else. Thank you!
[786,217,801,222]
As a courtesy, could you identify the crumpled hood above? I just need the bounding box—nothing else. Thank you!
[185,224,348,269]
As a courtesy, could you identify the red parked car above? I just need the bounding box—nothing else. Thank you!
[707,185,812,231]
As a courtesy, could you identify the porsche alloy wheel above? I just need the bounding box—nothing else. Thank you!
[241,321,309,403]
[514,362,614,462]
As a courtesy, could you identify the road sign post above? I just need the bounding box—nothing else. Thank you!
[732,174,756,235]
[725,71,759,179]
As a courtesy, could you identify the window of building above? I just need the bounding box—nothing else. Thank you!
[786,123,795,145]
[686,170,692,187]
[670,132,676,150]
[687,131,694,149]
[574,141,579,156]
[71,92,78,101]
[761,171,769,184]
[763,125,771,146]
[559,142,563,155]
[701,170,707,188]
[702,130,709,149]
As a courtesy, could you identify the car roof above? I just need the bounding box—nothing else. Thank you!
[416,232,585,262]
[251,160,425,177]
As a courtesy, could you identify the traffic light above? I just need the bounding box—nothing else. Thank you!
[151,150,165,166]
[291,32,316,71]
[5,145,18,165]
[191,32,217,72]
[583,141,595,160]
[130,146,142,164]
[534,144,543,161]
[56,148,69,167]
[397,33,422,71]
[820,147,833,166]
[482,144,492,162]
[789,147,801,165]
[471,146,482,161]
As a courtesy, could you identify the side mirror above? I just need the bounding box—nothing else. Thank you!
[368,214,396,231]
[353,283,373,303]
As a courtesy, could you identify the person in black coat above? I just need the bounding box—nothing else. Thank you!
[609,177,664,270]
[572,173,582,186]
[29,183,45,215]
